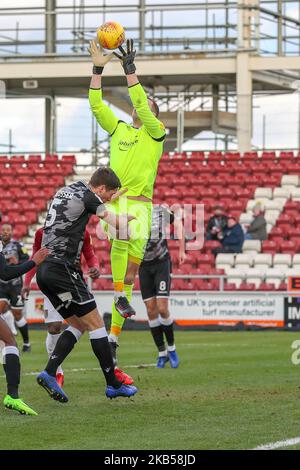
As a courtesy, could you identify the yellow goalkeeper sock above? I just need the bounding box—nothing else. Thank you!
[111,239,128,296]
[110,283,134,342]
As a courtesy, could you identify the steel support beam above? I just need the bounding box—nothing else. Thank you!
[139,0,146,53]
[237,52,252,152]
[45,0,56,54]
[45,95,56,155]
[45,1,56,154]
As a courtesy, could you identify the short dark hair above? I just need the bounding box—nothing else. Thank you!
[89,167,121,190]
[148,97,159,117]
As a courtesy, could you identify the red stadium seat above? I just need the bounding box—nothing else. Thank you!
[28,154,42,163]
[224,283,237,291]
[279,151,294,159]
[262,240,278,255]
[45,154,59,162]
[190,151,205,159]
[34,168,49,176]
[171,279,186,290]
[224,152,241,161]
[24,211,37,224]
[208,151,223,159]
[15,167,32,177]
[288,236,300,248]
[59,163,75,175]
[197,254,215,267]
[10,155,26,164]
[280,240,297,254]
[258,283,276,291]
[202,240,221,253]
[277,282,287,291]
[62,155,76,164]
[243,151,258,160]
[285,201,300,211]
[269,236,284,247]
[261,151,276,160]
[1,167,13,177]
[285,163,300,174]
[238,282,256,291]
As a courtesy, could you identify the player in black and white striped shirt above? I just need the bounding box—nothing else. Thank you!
[139,205,186,368]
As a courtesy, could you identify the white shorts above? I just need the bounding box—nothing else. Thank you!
[44,296,64,324]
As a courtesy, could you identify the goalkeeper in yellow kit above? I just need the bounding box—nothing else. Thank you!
[88,39,165,376]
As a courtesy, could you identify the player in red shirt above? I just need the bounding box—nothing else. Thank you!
[22,227,133,386]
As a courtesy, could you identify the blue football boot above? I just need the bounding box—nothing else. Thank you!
[156,355,169,368]
[168,350,179,368]
[37,370,68,403]
[106,383,138,399]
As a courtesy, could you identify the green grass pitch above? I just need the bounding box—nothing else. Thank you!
[1,329,300,450]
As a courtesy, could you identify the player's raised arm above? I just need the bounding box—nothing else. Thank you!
[88,40,119,136]
[114,39,165,141]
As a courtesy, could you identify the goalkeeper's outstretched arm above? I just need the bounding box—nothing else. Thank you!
[88,40,119,135]
[127,74,165,140]
[114,39,165,140]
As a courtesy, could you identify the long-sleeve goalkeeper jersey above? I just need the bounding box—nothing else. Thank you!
[89,82,165,199]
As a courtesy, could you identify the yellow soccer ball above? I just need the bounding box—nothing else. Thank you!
[97,21,125,50]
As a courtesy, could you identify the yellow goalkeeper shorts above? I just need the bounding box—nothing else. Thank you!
[100,197,152,262]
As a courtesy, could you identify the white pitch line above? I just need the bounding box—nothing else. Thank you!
[0,363,156,379]
[253,437,300,450]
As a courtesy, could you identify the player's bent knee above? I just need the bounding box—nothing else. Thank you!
[67,315,86,333]
[11,310,22,321]
[48,322,62,335]
[145,298,158,318]
[156,299,169,317]
[4,332,17,347]
[78,308,105,331]
[147,305,157,317]
[7,338,17,347]
[159,309,170,318]
[0,302,9,314]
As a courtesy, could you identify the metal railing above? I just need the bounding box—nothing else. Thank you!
[0,1,299,59]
